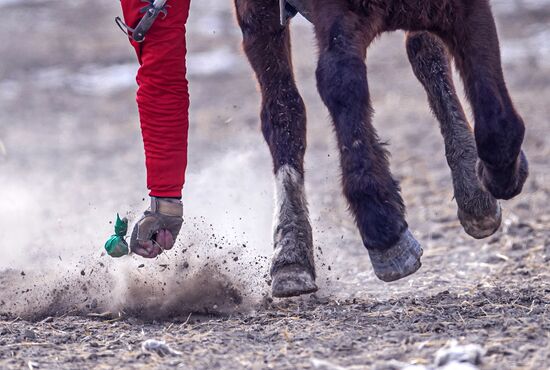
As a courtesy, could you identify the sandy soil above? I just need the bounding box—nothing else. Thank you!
[0,0,549,369]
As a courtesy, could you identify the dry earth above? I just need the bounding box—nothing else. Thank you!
[0,0,549,369]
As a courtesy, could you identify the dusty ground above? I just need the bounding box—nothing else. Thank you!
[0,0,549,369]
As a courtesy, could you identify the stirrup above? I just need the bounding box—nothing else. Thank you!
[115,16,134,37]
[115,0,170,43]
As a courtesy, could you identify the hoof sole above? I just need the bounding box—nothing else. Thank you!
[458,201,502,239]
[369,230,423,282]
[271,265,318,298]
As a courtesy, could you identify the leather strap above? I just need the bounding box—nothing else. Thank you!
[280,0,312,26]
[287,0,312,23]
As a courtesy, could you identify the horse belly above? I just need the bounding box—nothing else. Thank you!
[350,0,462,33]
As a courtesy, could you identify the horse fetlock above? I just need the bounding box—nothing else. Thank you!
[368,229,423,282]
[270,164,316,298]
[475,111,525,169]
[457,197,502,239]
[272,225,314,262]
[270,228,316,298]
[271,264,318,298]
[476,150,529,200]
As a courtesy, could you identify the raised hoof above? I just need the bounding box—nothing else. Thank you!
[271,265,318,298]
[477,150,529,200]
[368,230,423,282]
[458,201,502,239]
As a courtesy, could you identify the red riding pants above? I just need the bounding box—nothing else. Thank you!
[121,0,190,198]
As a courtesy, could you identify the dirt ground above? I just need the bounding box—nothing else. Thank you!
[0,0,549,369]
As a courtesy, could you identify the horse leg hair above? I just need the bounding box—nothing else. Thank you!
[314,1,422,282]
[406,31,502,239]
[438,0,528,200]
[235,0,317,297]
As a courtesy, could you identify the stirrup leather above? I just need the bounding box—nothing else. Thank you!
[281,0,313,26]
[279,0,298,26]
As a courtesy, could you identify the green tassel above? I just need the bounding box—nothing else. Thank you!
[114,213,128,237]
[104,214,129,258]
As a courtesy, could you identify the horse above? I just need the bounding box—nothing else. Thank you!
[233,0,529,298]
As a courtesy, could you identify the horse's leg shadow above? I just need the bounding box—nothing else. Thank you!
[235,0,317,297]
[406,31,502,238]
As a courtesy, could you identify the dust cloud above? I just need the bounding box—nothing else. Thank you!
[0,149,279,321]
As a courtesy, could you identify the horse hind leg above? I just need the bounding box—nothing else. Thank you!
[441,3,528,200]
[235,0,317,297]
[406,31,501,238]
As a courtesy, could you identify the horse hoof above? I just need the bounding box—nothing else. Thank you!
[458,201,502,239]
[271,265,318,298]
[368,230,423,282]
[476,151,529,200]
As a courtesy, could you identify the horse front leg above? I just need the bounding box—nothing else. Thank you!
[406,31,502,239]
[314,3,422,282]
[235,0,317,298]
[440,0,528,200]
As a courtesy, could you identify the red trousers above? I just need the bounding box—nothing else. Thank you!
[121,0,191,198]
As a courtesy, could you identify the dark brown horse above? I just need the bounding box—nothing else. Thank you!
[234,0,529,298]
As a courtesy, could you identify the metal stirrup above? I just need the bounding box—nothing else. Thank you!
[115,16,135,37]
[115,0,169,43]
